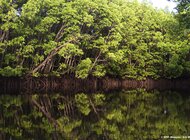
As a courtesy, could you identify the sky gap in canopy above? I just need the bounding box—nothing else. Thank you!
[139,0,177,12]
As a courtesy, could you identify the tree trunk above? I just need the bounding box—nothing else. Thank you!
[29,40,74,75]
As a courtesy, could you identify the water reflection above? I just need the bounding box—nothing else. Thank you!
[0,90,190,140]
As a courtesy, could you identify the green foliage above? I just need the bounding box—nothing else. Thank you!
[0,66,24,76]
[75,93,91,115]
[20,118,32,129]
[75,58,92,79]
[0,0,189,79]
[41,118,55,134]
[164,54,184,78]
[106,109,124,122]
[93,93,105,106]
[57,117,81,134]
[92,64,106,77]
[1,90,190,139]
[58,43,83,58]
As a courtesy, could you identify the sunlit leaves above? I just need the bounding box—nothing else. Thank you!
[0,66,24,76]
[58,43,83,58]
[21,0,41,21]
[35,17,59,34]
[92,64,106,77]
[75,58,92,79]
[42,41,57,55]
[0,0,189,79]
[21,45,34,56]
[8,36,25,47]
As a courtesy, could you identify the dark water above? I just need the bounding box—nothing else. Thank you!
[0,89,190,140]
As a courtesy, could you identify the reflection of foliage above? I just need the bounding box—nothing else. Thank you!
[75,93,91,115]
[40,118,55,134]
[57,117,81,133]
[93,93,106,106]
[106,109,124,122]
[0,91,190,139]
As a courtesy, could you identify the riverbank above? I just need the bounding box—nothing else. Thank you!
[0,76,190,94]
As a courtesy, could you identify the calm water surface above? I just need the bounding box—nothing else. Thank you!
[0,89,190,140]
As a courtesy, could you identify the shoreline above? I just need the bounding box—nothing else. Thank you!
[0,76,190,94]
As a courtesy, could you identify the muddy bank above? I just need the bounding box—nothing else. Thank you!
[0,76,190,94]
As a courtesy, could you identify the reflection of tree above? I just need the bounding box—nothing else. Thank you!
[31,97,58,127]
[101,90,190,140]
[0,94,79,139]
[0,90,190,139]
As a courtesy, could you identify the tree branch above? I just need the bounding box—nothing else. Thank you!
[90,51,102,72]
[29,41,73,75]
[54,24,66,42]
[31,98,58,127]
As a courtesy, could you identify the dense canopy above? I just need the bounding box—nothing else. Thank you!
[0,0,190,79]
